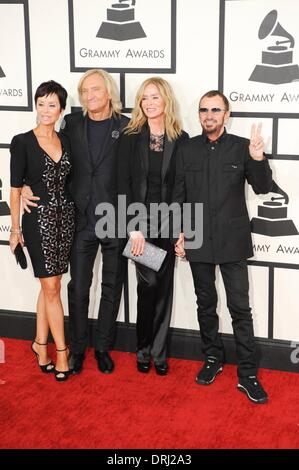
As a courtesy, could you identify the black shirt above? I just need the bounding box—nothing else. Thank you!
[86,116,111,228]
[87,116,110,168]
[146,149,163,204]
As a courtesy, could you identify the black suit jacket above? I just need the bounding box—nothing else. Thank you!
[172,131,273,264]
[60,111,129,231]
[117,125,189,207]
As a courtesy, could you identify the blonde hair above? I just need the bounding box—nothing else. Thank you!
[125,77,182,141]
[77,69,122,115]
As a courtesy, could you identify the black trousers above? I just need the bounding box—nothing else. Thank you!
[68,228,125,354]
[135,238,175,365]
[189,260,257,378]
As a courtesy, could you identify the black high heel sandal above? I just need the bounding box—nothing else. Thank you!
[31,340,55,373]
[54,347,70,382]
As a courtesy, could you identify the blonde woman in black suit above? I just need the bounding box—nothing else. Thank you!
[118,77,189,375]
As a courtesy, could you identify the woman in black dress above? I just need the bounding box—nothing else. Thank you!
[9,81,75,381]
[118,77,188,375]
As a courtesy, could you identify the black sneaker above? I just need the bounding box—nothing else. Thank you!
[196,357,223,385]
[237,376,268,404]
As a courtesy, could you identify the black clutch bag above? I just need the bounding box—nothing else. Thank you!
[122,238,167,272]
[14,243,27,269]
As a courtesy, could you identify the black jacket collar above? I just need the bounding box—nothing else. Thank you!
[202,127,227,144]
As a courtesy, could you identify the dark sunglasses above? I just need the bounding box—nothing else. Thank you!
[199,107,227,114]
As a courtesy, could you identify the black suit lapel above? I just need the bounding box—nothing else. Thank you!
[82,116,92,167]
[161,137,175,182]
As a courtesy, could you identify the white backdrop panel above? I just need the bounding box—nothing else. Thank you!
[247,160,299,265]
[224,0,299,113]
[72,0,173,70]
[274,269,299,341]
[0,3,29,108]
[277,119,299,155]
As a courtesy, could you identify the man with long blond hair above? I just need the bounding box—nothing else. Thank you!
[118,77,189,375]
[22,69,129,375]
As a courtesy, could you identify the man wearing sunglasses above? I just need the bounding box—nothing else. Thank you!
[172,90,273,404]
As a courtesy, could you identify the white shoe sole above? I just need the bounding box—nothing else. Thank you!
[196,366,223,385]
[237,384,268,404]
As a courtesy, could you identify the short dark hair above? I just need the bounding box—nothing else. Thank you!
[199,90,230,111]
[34,80,67,110]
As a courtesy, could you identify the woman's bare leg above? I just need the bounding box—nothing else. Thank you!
[40,276,69,374]
[33,289,52,365]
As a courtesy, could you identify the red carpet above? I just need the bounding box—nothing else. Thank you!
[0,338,299,449]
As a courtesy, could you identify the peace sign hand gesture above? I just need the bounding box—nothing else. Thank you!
[249,123,265,161]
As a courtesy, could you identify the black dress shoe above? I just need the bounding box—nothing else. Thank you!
[154,362,168,376]
[137,361,151,373]
[95,350,114,374]
[69,352,85,375]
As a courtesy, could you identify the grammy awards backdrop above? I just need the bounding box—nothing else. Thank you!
[0,0,299,371]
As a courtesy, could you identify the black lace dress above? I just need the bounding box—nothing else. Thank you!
[10,130,75,278]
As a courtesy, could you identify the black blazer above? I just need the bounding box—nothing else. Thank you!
[117,125,189,208]
[172,132,273,264]
[60,111,129,231]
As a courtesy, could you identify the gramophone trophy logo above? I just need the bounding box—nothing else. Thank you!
[251,181,298,237]
[249,10,299,84]
[97,0,146,41]
[0,65,5,78]
[0,178,10,217]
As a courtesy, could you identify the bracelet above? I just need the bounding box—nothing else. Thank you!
[10,228,22,234]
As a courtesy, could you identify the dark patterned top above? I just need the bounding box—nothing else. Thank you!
[37,151,75,275]
[149,132,164,152]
